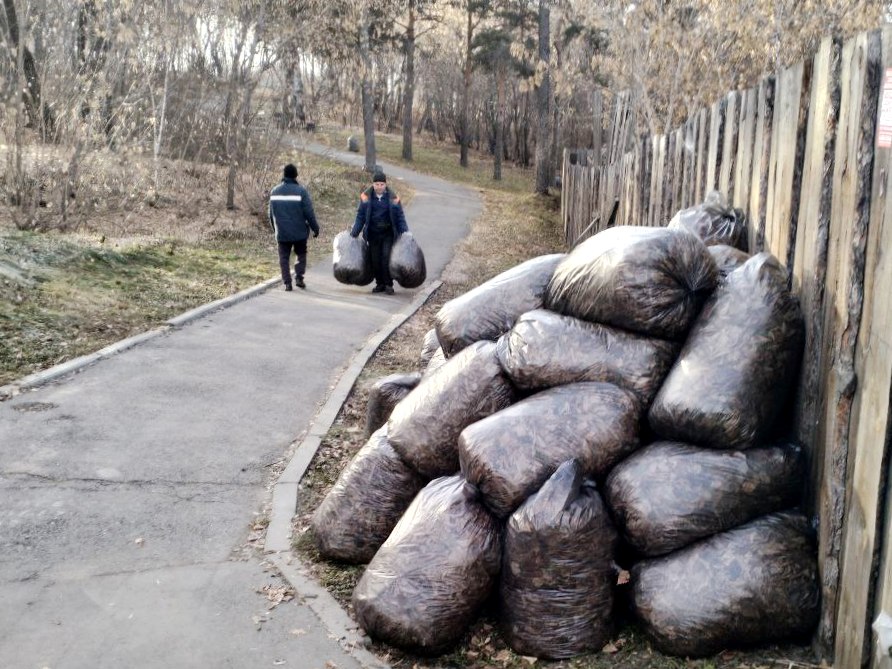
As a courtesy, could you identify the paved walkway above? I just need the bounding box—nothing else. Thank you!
[0,141,481,669]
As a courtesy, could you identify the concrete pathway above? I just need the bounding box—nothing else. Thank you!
[0,141,481,669]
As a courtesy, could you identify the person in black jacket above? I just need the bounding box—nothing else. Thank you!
[350,171,408,294]
[268,164,320,290]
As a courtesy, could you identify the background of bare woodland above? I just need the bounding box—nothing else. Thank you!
[0,0,886,379]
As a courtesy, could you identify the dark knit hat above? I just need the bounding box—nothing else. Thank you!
[283,164,298,179]
[372,171,386,183]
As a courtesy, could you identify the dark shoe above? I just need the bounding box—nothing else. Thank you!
[295,277,306,289]
[384,286,395,295]
[284,284,293,292]
[372,285,385,293]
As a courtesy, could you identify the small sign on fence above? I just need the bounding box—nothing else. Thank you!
[876,68,892,148]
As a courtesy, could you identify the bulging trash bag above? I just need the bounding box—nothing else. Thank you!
[365,372,422,437]
[352,475,502,654]
[668,190,749,251]
[544,226,718,340]
[496,308,679,405]
[459,382,641,518]
[605,441,805,556]
[390,232,427,288]
[708,244,751,277]
[419,328,440,367]
[333,231,373,285]
[501,460,618,659]
[648,252,804,450]
[389,341,515,478]
[435,254,565,358]
[311,426,426,563]
[422,346,447,377]
[631,510,820,657]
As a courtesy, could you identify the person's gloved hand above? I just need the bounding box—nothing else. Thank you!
[350,232,359,239]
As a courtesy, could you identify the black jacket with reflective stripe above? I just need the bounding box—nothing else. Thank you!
[268,179,319,242]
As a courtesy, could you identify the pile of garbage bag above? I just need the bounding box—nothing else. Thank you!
[311,194,817,661]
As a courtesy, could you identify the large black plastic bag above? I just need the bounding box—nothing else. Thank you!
[389,341,515,478]
[496,308,678,405]
[648,252,804,450]
[365,372,422,437]
[419,328,440,367]
[605,441,804,556]
[390,232,427,288]
[631,510,819,657]
[435,254,565,357]
[352,475,502,654]
[708,244,750,277]
[501,460,618,659]
[544,226,718,340]
[668,190,749,251]
[332,231,373,285]
[311,426,426,563]
[459,382,641,518]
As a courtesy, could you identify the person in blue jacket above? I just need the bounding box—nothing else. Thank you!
[268,164,320,290]
[350,171,409,294]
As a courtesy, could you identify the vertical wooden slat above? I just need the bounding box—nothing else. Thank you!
[834,27,888,669]
[793,36,843,520]
[650,135,666,226]
[814,29,881,659]
[669,126,684,219]
[683,114,699,208]
[706,97,727,193]
[719,91,740,198]
[765,61,809,270]
[592,90,603,164]
[695,107,709,202]
[749,75,776,253]
[734,87,759,226]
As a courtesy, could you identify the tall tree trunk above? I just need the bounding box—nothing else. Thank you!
[401,0,416,160]
[224,20,249,210]
[460,6,473,168]
[533,0,551,194]
[359,2,377,172]
[493,63,506,181]
[3,0,55,138]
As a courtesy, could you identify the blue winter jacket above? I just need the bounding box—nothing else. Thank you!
[350,187,409,241]
[268,178,320,242]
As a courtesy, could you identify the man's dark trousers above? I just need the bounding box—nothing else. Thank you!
[278,240,307,287]
[368,230,394,288]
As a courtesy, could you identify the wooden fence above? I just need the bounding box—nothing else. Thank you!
[561,29,892,669]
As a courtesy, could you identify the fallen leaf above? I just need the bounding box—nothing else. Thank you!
[602,642,620,654]
[616,569,630,585]
[290,628,307,636]
[134,537,144,547]
[273,661,286,666]
[521,656,537,665]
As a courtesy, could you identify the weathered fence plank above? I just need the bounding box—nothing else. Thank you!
[706,97,727,193]
[695,107,709,203]
[719,91,740,198]
[816,29,881,658]
[749,76,776,252]
[834,28,889,669]
[793,37,842,518]
[734,87,759,228]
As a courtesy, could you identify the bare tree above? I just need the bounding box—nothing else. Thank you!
[533,0,550,194]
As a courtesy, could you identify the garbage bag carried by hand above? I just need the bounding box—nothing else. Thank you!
[390,232,426,288]
[333,231,373,285]
[668,191,748,251]
[501,460,617,659]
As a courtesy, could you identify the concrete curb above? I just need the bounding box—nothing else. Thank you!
[263,279,443,668]
[0,278,281,401]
